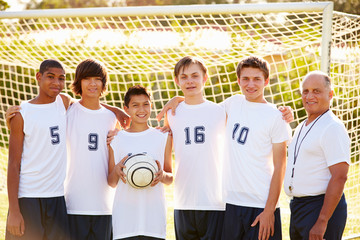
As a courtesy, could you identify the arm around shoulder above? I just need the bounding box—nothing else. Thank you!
[59,93,74,110]
[5,106,21,130]
[101,103,130,129]
[156,96,185,122]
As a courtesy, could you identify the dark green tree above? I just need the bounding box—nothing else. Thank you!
[0,0,9,11]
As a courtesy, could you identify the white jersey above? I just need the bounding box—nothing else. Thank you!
[65,101,117,215]
[222,95,291,208]
[19,95,67,198]
[167,100,226,210]
[110,128,168,239]
[284,111,350,197]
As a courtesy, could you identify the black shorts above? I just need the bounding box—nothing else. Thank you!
[174,209,224,240]
[5,196,69,240]
[290,194,347,240]
[117,236,164,240]
[68,214,112,240]
[221,203,282,240]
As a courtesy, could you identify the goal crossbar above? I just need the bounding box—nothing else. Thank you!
[0,2,332,18]
[0,2,334,73]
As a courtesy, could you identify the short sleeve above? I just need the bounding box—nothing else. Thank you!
[321,123,350,166]
[270,113,292,144]
[110,133,122,165]
[219,95,244,114]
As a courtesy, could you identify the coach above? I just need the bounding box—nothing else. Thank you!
[284,71,350,240]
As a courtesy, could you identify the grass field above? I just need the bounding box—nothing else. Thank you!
[0,187,359,239]
[0,154,359,239]
[0,190,338,240]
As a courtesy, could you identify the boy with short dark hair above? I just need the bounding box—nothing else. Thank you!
[6,58,130,240]
[65,59,118,240]
[6,59,70,240]
[108,85,173,240]
[221,56,291,240]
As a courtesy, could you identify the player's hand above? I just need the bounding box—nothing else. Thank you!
[115,155,128,183]
[107,129,120,145]
[155,125,172,134]
[309,218,327,240]
[151,160,163,187]
[156,96,184,122]
[7,210,25,237]
[278,106,293,123]
[251,209,274,240]
[116,109,131,129]
[5,106,21,130]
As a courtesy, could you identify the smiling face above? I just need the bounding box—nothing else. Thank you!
[72,59,107,96]
[36,67,65,99]
[301,73,333,122]
[124,94,151,125]
[237,67,269,103]
[80,76,103,99]
[175,63,207,103]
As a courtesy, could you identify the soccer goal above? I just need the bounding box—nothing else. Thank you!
[0,2,359,238]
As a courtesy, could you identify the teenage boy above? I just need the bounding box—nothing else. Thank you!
[108,85,173,240]
[166,56,227,240]
[221,56,291,240]
[6,59,70,240]
[157,56,293,240]
[65,59,118,240]
[5,59,129,240]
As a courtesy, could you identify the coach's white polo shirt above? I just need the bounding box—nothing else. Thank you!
[284,111,350,197]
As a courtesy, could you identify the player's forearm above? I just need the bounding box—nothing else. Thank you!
[264,156,286,212]
[264,169,284,212]
[107,171,120,188]
[7,162,21,213]
[101,104,123,119]
[265,142,287,212]
[101,103,117,113]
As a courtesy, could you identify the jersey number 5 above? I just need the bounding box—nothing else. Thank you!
[50,126,60,145]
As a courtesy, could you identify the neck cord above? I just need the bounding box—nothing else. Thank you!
[289,109,329,192]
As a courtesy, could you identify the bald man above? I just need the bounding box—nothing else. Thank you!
[284,71,350,240]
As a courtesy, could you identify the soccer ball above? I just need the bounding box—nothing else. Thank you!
[123,153,159,189]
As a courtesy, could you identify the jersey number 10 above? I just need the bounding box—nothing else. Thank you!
[232,123,249,145]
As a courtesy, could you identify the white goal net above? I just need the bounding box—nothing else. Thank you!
[0,2,359,238]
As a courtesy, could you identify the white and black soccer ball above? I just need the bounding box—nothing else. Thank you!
[123,153,159,189]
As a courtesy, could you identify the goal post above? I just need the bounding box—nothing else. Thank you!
[0,2,359,238]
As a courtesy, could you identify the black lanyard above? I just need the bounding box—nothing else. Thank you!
[289,109,329,192]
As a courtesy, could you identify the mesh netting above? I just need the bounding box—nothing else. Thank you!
[0,4,359,238]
